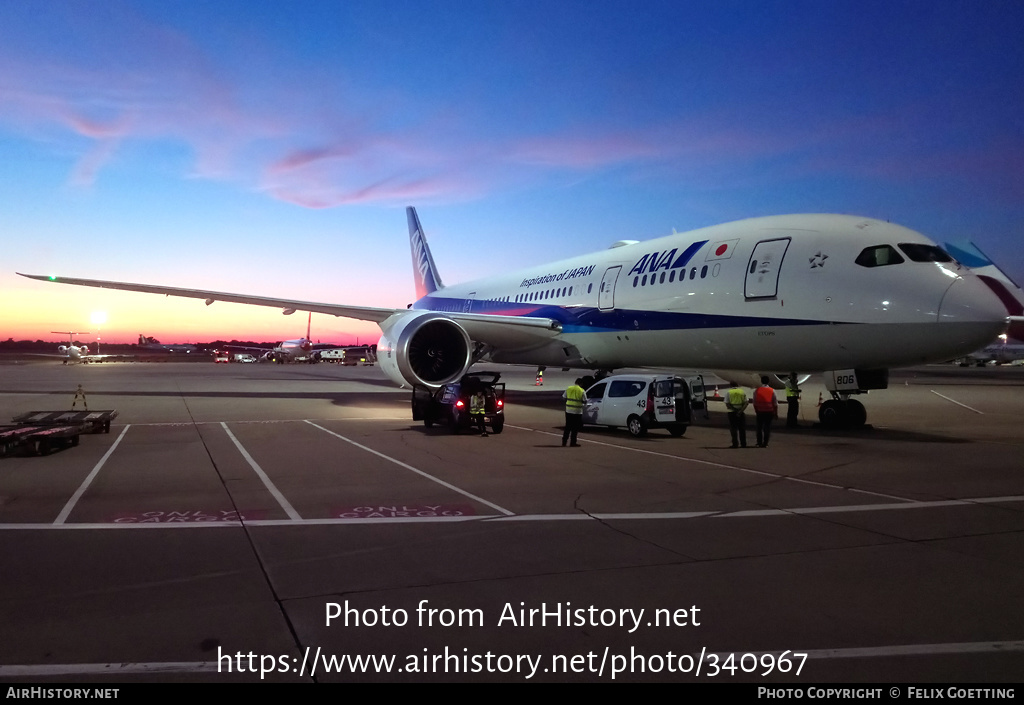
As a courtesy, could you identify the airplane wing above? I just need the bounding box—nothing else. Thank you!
[442,311,563,349]
[17,273,399,323]
[17,272,563,349]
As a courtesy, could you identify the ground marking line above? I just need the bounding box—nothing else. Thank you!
[131,417,408,427]
[221,422,302,521]
[3,640,1022,677]
[508,424,912,502]
[930,390,984,414]
[304,420,515,516]
[53,425,131,525]
[6,494,1021,530]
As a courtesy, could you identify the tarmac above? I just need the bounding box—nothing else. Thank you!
[0,359,1022,683]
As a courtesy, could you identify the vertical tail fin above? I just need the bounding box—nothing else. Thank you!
[407,206,444,300]
[945,240,1024,340]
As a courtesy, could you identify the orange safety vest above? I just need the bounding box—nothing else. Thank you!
[753,386,777,413]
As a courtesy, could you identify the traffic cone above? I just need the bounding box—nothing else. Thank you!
[713,386,720,399]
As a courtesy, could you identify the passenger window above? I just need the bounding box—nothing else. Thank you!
[609,380,646,397]
[855,245,905,267]
[700,265,708,278]
[749,260,757,274]
[654,380,673,397]
[587,382,607,399]
[898,243,954,263]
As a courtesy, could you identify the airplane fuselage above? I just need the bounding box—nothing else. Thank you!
[411,214,1006,373]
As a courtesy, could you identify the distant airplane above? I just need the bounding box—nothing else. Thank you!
[956,334,1024,366]
[225,312,314,363]
[49,331,112,365]
[20,208,1013,427]
[137,335,197,353]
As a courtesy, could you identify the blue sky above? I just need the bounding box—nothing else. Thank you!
[2,1,1022,343]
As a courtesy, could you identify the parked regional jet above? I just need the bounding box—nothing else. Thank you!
[51,331,107,364]
[19,208,1011,426]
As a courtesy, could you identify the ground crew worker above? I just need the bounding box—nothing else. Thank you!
[72,384,88,410]
[785,373,801,428]
[470,388,488,437]
[725,382,748,448]
[562,378,587,447]
[753,376,779,447]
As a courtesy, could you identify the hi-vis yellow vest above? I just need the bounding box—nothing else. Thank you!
[565,385,585,413]
[727,387,747,411]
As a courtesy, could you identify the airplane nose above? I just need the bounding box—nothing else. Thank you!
[938,276,1009,344]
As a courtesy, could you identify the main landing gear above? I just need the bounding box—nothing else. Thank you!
[817,368,888,429]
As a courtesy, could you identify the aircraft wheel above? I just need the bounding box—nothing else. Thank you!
[819,400,849,428]
[627,414,648,438]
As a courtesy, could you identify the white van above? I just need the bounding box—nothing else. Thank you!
[581,374,692,437]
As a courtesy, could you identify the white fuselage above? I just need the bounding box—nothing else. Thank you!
[412,215,1007,373]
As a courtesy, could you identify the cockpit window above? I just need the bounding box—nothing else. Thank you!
[897,243,954,263]
[855,245,905,268]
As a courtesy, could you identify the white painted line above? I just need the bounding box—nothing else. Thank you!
[304,420,515,516]
[930,390,984,414]
[4,493,1021,530]
[249,515,494,526]
[485,511,719,522]
[0,662,219,676]
[53,425,131,525]
[508,424,912,502]
[221,422,302,521]
[134,417,409,427]
[0,522,242,530]
[3,640,1021,677]
[784,639,1024,659]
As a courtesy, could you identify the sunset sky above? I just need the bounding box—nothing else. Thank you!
[2,1,1022,345]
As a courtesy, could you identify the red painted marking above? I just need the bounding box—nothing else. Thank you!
[333,504,476,519]
[111,510,266,523]
[715,244,728,256]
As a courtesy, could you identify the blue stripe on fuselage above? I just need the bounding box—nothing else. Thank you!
[412,296,833,331]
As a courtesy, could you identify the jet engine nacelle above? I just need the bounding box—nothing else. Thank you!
[377,311,474,388]
[712,370,811,389]
[57,345,68,354]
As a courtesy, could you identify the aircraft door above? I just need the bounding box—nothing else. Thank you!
[744,238,791,299]
[463,292,476,313]
[599,267,621,310]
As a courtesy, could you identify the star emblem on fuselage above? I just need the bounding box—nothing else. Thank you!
[809,252,828,268]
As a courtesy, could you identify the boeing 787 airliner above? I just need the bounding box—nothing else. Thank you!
[19,208,1010,427]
